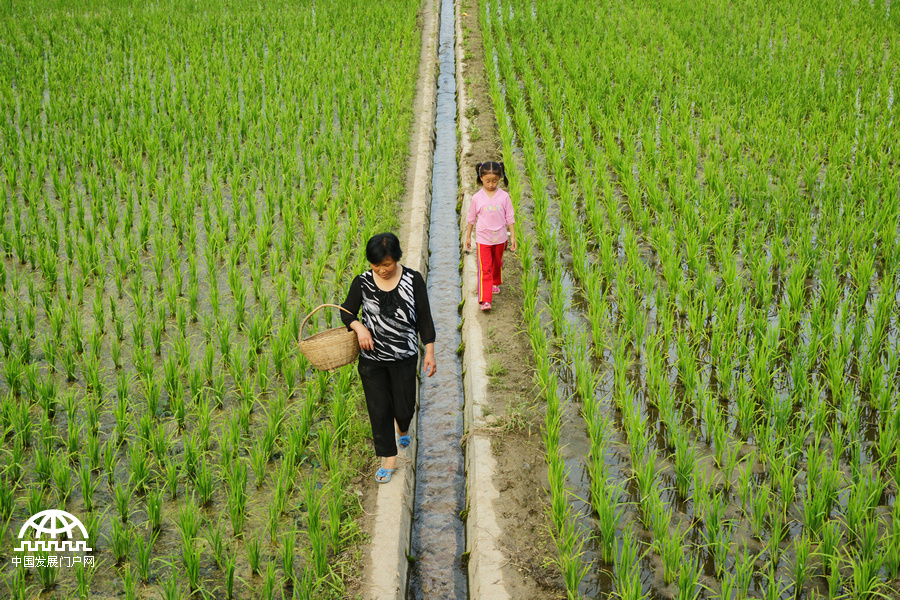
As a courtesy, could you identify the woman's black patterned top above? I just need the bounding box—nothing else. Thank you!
[341,267,435,364]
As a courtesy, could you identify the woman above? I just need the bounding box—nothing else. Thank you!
[341,232,436,483]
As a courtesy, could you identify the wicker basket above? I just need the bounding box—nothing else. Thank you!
[297,304,360,371]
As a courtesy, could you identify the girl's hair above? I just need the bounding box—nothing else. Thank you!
[365,232,403,264]
[475,161,509,187]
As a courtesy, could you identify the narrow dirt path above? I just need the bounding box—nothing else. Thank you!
[456,1,562,598]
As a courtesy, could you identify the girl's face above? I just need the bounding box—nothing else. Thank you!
[370,257,399,280]
[481,173,500,192]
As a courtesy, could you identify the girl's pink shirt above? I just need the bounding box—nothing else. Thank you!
[467,188,515,245]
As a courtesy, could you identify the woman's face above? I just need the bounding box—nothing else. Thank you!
[370,257,398,280]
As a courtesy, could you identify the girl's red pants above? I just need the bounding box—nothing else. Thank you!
[476,242,505,304]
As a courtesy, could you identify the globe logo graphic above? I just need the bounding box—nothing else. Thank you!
[14,509,92,553]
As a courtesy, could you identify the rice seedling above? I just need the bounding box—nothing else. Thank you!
[224,550,237,599]
[246,531,263,575]
[676,551,704,600]
[134,530,157,583]
[109,518,132,566]
[33,550,59,591]
[146,487,163,533]
[282,524,297,584]
[205,518,229,569]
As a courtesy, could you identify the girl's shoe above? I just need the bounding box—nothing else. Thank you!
[492,285,501,294]
[398,435,411,449]
[480,302,492,311]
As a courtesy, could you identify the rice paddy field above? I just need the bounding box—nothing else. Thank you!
[0,0,421,597]
[479,0,900,597]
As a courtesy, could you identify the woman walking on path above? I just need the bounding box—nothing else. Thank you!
[341,232,436,483]
[464,161,516,311]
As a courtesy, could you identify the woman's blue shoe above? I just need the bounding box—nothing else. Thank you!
[398,435,411,449]
[375,467,396,483]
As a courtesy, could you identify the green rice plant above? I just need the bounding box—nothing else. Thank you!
[826,554,842,598]
[592,480,625,564]
[613,528,644,598]
[315,425,338,473]
[737,452,756,516]
[33,550,59,590]
[172,383,187,430]
[676,551,704,600]
[211,370,226,408]
[73,560,94,599]
[182,435,199,479]
[195,458,215,507]
[261,560,278,600]
[60,345,77,382]
[146,488,163,533]
[165,457,180,500]
[224,550,237,599]
[79,464,98,512]
[52,451,73,504]
[246,531,262,575]
[227,463,248,538]
[109,518,132,566]
[707,519,733,579]
[114,480,131,523]
[282,524,297,584]
[34,447,52,488]
[182,535,202,594]
[733,541,756,598]
[720,439,741,492]
[760,559,789,600]
[128,439,150,493]
[303,475,330,578]
[217,318,233,366]
[122,563,137,600]
[749,483,770,539]
[661,523,686,585]
[846,552,884,600]
[176,495,202,552]
[134,530,157,583]
[246,438,271,492]
[768,511,786,565]
[205,519,229,569]
[672,430,695,500]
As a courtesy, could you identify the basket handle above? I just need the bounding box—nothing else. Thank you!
[299,304,355,342]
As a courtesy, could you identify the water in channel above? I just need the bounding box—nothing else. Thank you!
[407,0,467,597]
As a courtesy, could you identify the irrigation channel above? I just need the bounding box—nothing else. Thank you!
[406,0,468,597]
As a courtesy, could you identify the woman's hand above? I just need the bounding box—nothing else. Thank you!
[423,344,436,377]
[352,322,374,351]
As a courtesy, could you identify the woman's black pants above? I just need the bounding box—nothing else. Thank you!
[358,356,418,457]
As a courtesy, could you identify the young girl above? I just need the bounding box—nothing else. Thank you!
[465,161,516,311]
[341,233,436,483]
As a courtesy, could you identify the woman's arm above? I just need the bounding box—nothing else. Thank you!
[412,271,436,375]
[423,342,436,377]
[341,276,374,350]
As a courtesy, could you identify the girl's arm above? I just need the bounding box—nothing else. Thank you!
[465,192,479,250]
[504,193,517,251]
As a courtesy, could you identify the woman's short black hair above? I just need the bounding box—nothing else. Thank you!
[366,232,403,264]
